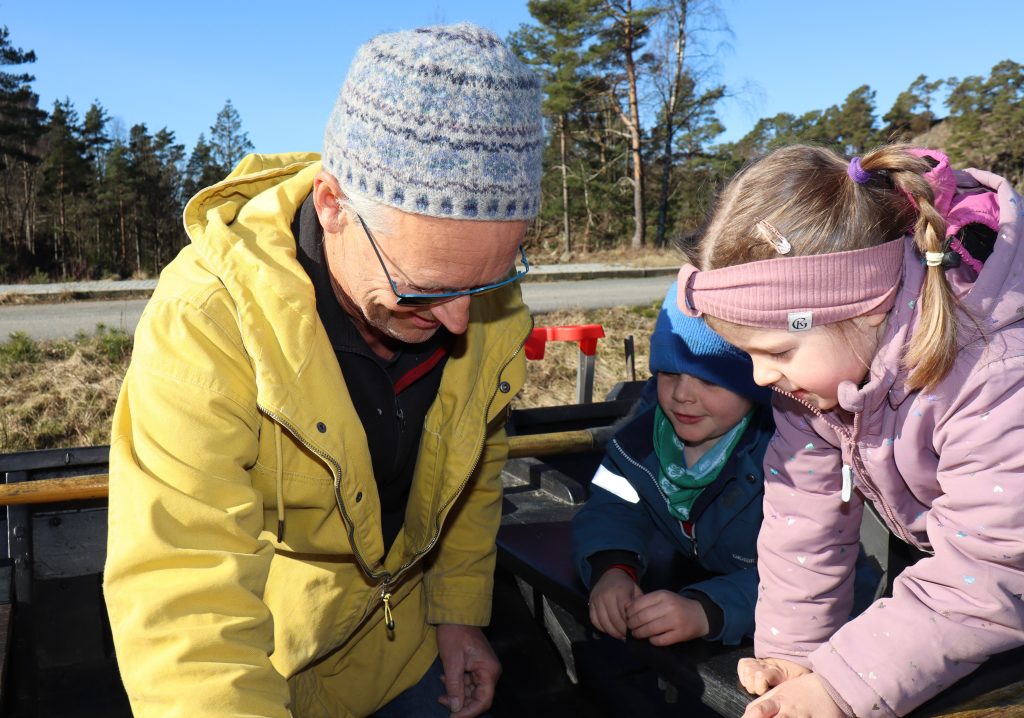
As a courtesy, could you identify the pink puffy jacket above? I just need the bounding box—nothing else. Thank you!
[754,152,1024,717]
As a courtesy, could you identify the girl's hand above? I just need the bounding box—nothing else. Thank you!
[588,568,643,640]
[740,672,846,718]
[737,656,810,695]
[625,591,710,645]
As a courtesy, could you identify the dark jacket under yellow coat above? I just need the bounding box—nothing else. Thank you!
[103,153,531,717]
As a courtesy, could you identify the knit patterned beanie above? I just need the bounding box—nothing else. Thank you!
[650,282,772,406]
[323,23,544,221]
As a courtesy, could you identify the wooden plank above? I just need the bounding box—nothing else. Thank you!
[0,474,109,505]
[0,428,616,506]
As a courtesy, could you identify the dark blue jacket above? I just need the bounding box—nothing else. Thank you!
[571,395,774,645]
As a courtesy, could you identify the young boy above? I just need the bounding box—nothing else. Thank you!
[571,281,773,646]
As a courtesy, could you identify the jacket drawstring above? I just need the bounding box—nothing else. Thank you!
[275,423,286,542]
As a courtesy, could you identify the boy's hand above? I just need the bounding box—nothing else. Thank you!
[737,657,810,695]
[625,591,709,645]
[589,568,642,640]
[740,672,845,718]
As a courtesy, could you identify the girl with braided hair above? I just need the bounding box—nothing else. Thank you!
[678,144,1024,717]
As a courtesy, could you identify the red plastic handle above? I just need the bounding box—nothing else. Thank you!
[524,324,606,360]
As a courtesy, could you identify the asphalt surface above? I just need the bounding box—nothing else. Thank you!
[0,268,677,341]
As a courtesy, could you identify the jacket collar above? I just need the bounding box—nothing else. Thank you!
[612,399,771,522]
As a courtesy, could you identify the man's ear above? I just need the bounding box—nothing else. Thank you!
[312,170,347,234]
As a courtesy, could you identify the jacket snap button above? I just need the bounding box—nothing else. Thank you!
[746,474,756,483]
[316,422,327,433]
[356,492,363,502]
[498,381,511,393]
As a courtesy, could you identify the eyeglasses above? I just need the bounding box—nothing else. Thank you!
[355,213,530,307]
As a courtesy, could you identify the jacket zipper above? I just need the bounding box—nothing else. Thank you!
[258,405,385,581]
[259,319,531,635]
[770,387,909,542]
[612,438,698,558]
[259,406,398,643]
[362,319,534,628]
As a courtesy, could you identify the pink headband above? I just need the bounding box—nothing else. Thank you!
[677,238,905,331]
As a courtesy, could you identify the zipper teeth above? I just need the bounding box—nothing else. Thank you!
[260,315,532,625]
[383,318,534,588]
[770,386,908,541]
[258,405,384,581]
[612,438,694,553]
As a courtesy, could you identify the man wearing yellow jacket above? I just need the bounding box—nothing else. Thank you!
[103,23,542,718]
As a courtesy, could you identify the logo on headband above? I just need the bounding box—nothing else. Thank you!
[788,311,812,332]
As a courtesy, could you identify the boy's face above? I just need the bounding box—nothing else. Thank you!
[656,372,753,452]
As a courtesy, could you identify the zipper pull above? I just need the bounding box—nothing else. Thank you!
[841,464,853,503]
[382,590,396,631]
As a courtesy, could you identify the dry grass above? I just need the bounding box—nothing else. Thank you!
[0,328,132,452]
[529,244,684,268]
[0,301,662,451]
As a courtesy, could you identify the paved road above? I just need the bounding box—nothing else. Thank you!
[0,275,675,340]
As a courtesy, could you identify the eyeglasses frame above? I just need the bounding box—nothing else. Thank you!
[354,213,530,307]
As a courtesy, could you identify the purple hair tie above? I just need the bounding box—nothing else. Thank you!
[848,157,871,184]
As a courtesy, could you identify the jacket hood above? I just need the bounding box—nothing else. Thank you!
[180,152,531,430]
[838,156,1024,413]
[182,152,325,416]
[913,148,1024,331]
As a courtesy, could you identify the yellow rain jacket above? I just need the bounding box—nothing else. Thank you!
[103,153,531,718]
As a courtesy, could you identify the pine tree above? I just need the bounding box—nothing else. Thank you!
[184,132,225,199]
[0,25,47,276]
[208,99,254,173]
[880,75,941,142]
[39,98,91,276]
[946,60,1024,186]
[511,0,603,254]
[597,0,661,249]
[831,85,877,155]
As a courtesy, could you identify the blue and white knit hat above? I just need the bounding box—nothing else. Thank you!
[323,23,544,221]
[650,282,772,406]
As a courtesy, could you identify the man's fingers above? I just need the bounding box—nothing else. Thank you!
[443,657,467,713]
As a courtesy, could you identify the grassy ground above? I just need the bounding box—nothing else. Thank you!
[530,245,683,268]
[0,327,132,451]
[0,301,661,452]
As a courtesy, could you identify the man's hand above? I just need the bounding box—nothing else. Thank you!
[625,591,709,646]
[737,656,810,696]
[436,623,501,718]
[589,568,643,640]
[740,672,846,718]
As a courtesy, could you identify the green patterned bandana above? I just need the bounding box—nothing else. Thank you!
[653,406,751,522]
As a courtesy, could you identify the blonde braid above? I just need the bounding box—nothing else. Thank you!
[861,146,958,389]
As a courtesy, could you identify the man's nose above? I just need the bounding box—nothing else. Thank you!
[429,295,471,335]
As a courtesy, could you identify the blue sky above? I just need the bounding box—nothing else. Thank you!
[3,1,1022,156]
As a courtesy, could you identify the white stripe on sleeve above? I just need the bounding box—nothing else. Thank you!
[591,465,640,504]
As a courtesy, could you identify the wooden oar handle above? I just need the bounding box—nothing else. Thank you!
[0,427,615,506]
[0,474,110,505]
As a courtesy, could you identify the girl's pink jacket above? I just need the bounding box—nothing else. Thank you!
[755,152,1024,717]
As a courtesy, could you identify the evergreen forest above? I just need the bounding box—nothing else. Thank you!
[1,2,1022,281]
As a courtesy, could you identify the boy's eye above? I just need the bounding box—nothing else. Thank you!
[769,349,792,359]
